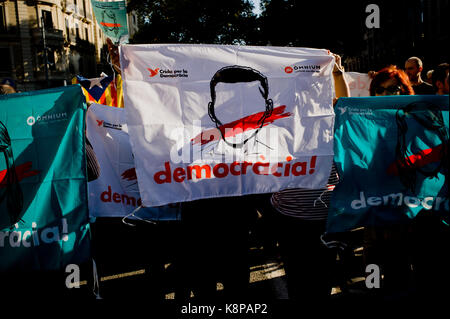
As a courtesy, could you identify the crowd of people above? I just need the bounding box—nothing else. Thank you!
[1,49,449,304]
[95,52,448,303]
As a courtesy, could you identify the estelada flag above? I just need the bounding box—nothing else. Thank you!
[72,74,124,108]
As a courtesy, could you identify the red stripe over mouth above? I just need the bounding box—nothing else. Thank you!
[386,144,445,175]
[100,22,122,27]
[191,105,291,146]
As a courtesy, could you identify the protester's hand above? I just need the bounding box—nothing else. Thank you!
[107,38,121,74]
[328,51,350,100]
[332,53,345,75]
[368,70,377,79]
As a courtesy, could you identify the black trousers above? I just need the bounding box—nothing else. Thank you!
[176,196,257,300]
[411,211,450,302]
[276,214,335,302]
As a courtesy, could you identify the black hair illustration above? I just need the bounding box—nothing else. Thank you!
[85,137,101,182]
[0,121,23,226]
[395,101,449,192]
[207,65,274,149]
[101,10,119,37]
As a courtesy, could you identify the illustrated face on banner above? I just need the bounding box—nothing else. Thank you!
[0,121,23,226]
[207,66,274,149]
[120,44,336,206]
[91,0,128,44]
[101,9,120,38]
[328,95,449,233]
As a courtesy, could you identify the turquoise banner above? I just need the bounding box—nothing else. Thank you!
[327,95,449,233]
[0,85,90,271]
[91,0,129,44]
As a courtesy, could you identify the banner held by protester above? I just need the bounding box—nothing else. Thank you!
[328,95,449,233]
[121,44,336,207]
[343,72,371,97]
[86,103,181,220]
[91,0,129,44]
[0,85,90,271]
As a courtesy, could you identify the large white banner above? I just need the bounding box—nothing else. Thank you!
[86,103,180,219]
[121,44,336,206]
[344,72,371,97]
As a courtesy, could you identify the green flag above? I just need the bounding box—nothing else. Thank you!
[91,0,129,44]
[0,85,90,271]
[328,95,449,233]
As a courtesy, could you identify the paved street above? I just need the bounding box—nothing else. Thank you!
[1,216,444,311]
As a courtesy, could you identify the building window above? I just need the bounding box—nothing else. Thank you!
[65,18,70,41]
[85,27,89,41]
[0,6,7,33]
[0,47,12,76]
[83,0,87,18]
[75,22,79,38]
[47,48,56,71]
[41,10,53,29]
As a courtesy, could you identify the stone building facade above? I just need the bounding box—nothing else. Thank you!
[0,0,137,91]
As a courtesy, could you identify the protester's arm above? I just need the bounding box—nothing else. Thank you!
[107,38,121,74]
[368,70,377,79]
[332,53,350,100]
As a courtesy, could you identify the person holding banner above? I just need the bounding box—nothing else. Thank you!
[269,53,348,303]
[365,66,420,296]
[107,38,122,75]
[176,196,257,300]
[369,65,414,96]
[416,62,449,299]
[0,84,16,95]
[106,40,255,300]
[426,70,434,85]
[404,57,435,95]
[331,53,350,105]
[431,63,449,95]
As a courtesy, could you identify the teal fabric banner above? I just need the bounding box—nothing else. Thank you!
[91,0,129,44]
[0,85,90,271]
[327,95,449,233]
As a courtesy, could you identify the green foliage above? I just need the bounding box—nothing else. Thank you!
[258,0,365,51]
[128,0,258,45]
[127,0,365,56]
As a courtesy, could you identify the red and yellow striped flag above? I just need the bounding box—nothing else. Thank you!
[72,74,124,108]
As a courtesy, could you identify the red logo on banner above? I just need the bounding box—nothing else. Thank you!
[147,68,160,77]
[284,66,293,74]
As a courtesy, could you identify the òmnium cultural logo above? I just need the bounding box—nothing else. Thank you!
[26,112,68,126]
[284,64,321,73]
